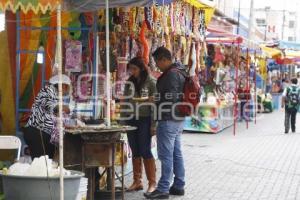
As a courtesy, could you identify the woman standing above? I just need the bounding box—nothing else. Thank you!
[122,57,157,194]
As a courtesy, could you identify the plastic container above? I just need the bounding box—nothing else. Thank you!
[0,170,84,200]
[271,93,282,110]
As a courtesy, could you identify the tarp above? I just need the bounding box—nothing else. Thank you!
[63,0,172,11]
[206,28,243,44]
[0,0,60,14]
[279,40,300,51]
[260,46,282,58]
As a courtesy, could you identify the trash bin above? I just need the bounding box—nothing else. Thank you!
[271,93,282,110]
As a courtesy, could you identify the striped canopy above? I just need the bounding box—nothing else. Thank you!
[0,0,61,14]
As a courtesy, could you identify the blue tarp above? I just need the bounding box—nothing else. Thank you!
[279,41,300,51]
[64,0,173,11]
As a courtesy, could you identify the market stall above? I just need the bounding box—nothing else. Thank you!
[184,29,243,133]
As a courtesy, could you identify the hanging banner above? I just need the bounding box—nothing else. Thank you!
[0,0,61,14]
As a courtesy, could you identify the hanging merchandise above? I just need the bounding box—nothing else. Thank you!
[65,40,83,72]
[82,49,92,74]
[189,42,197,76]
[139,21,150,65]
[149,37,160,71]
[71,73,92,102]
[68,16,82,40]
[144,7,154,30]
[214,44,225,64]
[199,9,206,40]
[115,57,128,98]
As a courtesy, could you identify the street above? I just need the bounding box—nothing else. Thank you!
[126,110,300,200]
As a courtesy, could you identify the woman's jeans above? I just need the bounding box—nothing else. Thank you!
[127,117,153,159]
[156,120,185,193]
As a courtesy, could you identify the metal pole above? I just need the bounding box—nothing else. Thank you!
[234,44,240,136]
[105,0,111,127]
[246,48,250,129]
[254,51,257,124]
[248,0,254,43]
[16,11,20,132]
[92,12,98,118]
[57,4,64,200]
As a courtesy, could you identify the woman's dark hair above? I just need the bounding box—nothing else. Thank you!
[127,57,149,96]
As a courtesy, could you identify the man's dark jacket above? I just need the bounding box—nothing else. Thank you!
[156,62,187,121]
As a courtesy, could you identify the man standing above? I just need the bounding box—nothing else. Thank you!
[282,78,300,134]
[145,47,186,199]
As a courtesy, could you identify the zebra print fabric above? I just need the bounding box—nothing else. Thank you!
[26,84,58,135]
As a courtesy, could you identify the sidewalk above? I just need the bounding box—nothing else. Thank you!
[125,111,300,200]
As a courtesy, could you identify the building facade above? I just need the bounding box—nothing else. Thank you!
[254,8,297,42]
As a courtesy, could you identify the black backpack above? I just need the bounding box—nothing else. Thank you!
[287,86,300,108]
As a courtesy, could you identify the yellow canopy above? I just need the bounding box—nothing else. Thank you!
[184,0,215,24]
[260,46,282,58]
[0,0,61,14]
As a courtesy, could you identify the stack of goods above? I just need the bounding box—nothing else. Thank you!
[76,177,88,200]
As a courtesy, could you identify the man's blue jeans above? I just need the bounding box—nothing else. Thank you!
[156,120,185,193]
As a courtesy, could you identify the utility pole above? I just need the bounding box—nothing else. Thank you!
[281,10,285,40]
[264,7,270,41]
[248,0,254,43]
[237,0,241,35]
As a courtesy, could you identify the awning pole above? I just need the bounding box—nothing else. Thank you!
[106,0,111,127]
[57,3,64,200]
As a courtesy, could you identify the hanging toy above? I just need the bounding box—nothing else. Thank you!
[170,3,175,33]
[199,9,206,41]
[113,8,122,33]
[68,20,82,40]
[150,37,159,71]
[214,44,225,63]
[153,6,163,36]
[129,8,135,35]
[144,7,153,30]
[196,42,201,74]
[139,21,150,65]
[98,10,106,32]
[189,42,197,77]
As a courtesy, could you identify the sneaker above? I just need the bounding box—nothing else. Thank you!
[169,186,185,196]
[144,189,169,199]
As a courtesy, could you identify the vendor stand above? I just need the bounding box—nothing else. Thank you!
[184,30,243,133]
[63,125,136,200]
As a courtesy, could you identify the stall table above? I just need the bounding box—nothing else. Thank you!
[184,103,235,133]
[63,126,136,200]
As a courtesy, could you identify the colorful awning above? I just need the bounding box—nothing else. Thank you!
[0,0,61,14]
[260,46,282,58]
[206,27,243,44]
[285,50,300,59]
[184,0,215,24]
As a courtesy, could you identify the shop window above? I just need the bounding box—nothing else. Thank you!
[289,21,295,28]
[256,18,266,27]
[288,36,295,41]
